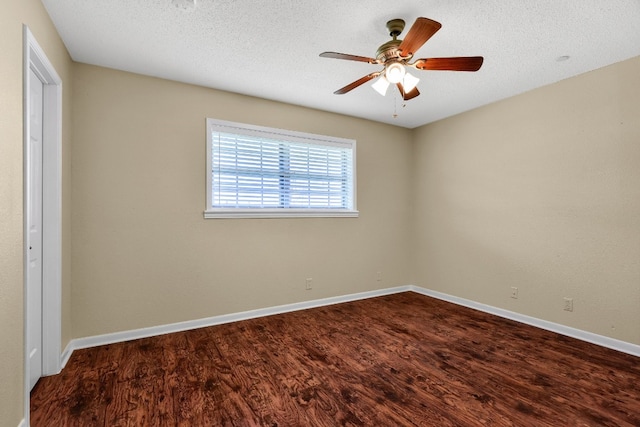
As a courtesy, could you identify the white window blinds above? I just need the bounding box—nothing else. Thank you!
[205,119,357,218]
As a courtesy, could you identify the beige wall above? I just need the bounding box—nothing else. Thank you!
[0,0,73,424]
[412,56,640,345]
[72,57,640,346]
[71,64,414,338]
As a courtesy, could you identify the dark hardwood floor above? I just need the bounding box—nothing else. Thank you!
[31,292,640,426]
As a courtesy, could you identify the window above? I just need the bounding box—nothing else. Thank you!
[205,118,357,218]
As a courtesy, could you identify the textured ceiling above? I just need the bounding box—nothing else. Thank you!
[41,0,640,129]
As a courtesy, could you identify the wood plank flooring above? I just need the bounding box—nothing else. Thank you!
[31,292,640,426]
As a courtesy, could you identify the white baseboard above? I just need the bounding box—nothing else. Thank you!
[60,284,639,368]
[17,419,26,427]
[62,286,412,365]
[60,341,74,370]
[409,285,640,357]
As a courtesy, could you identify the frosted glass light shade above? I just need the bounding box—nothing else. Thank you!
[403,72,420,92]
[372,77,390,96]
[385,62,405,83]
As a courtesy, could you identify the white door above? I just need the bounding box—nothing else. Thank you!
[27,67,44,390]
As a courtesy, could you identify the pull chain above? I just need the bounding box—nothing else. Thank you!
[393,95,398,118]
[392,86,407,118]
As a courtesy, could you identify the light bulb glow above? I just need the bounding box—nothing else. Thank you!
[403,72,420,92]
[372,76,390,96]
[385,62,405,84]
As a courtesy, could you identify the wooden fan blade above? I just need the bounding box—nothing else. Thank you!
[396,82,420,100]
[398,17,442,56]
[413,56,484,71]
[334,72,381,95]
[320,51,377,64]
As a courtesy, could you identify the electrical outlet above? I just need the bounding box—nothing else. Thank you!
[305,278,313,290]
[563,297,573,312]
[510,287,518,299]
[376,271,382,282]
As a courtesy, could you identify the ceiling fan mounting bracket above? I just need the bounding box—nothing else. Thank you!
[386,19,405,38]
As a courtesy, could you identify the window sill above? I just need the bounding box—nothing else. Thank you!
[203,209,359,219]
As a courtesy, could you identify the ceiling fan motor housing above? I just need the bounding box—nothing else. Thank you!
[376,39,403,63]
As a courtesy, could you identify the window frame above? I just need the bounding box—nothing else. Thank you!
[204,118,358,219]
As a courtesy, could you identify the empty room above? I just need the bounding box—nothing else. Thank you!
[1,1,639,426]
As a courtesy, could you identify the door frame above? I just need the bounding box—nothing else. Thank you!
[23,24,63,422]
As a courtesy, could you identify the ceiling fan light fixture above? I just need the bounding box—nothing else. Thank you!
[403,72,420,92]
[372,76,390,96]
[385,62,405,84]
[320,16,484,101]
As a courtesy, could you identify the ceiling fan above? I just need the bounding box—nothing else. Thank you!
[320,17,483,100]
